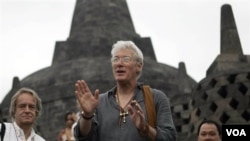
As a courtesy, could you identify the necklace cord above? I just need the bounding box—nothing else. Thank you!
[116,93,134,125]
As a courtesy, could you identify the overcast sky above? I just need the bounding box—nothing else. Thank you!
[0,0,249,102]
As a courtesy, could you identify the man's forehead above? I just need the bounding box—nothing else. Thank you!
[16,93,36,103]
[200,123,218,131]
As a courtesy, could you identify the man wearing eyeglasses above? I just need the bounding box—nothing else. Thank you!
[73,40,177,141]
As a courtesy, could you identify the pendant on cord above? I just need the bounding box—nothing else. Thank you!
[120,109,129,123]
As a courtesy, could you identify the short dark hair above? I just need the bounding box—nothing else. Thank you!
[65,111,74,121]
[197,119,221,135]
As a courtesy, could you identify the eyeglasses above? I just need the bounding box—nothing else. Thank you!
[111,56,133,63]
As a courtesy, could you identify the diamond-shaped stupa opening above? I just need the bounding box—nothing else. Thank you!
[201,92,208,101]
[227,74,237,84]
[241,110,250,121]
[220,112,230,123]
[218,86,227,98]
[229,98,239,110]
[238,83,248,95]
[210,102,218,112]
[196,108,201,116]
[209,78,217,87]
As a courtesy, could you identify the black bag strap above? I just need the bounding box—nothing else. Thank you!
[1,122,6,141]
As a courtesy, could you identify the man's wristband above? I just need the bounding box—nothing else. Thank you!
[81,111,94,120]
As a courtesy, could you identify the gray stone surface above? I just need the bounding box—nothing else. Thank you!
[0,0,196,140]
[186,4,250,141]
[1,2,249,141]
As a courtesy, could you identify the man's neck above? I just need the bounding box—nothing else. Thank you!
[117,81,137,95]
[15,121,32,139]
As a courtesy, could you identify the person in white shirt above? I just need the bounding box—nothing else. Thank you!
[0,87,46,141]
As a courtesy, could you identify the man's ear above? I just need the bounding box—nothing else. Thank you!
[136,63,143,73]
[137,62,143,69]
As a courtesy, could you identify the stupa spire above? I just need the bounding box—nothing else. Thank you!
[52,0,156,65]
[68,0,139,43]
[220,4,243,54]
[206,4,247,76]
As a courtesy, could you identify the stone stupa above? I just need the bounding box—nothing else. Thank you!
[0,0,196,140]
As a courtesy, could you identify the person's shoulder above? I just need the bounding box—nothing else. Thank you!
[99,91,109,98]
[2,122,11,125]
[99,87,116,98]
[150,88,167,96]
[35,134,46,141]
[2,122,12,128]
[150,87,170,101]
[0,122,14,134]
